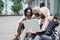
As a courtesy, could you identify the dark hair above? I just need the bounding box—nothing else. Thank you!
[24,7,33,17]
[40,3,45,7]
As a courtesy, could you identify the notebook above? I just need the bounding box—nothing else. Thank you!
[22,19,41,32]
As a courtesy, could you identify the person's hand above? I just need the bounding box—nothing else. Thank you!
[40,29,45,32]
[29,29,36,34]
[15,32,19,37]
[47,16,54,22]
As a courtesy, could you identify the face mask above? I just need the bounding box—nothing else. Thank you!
[40,14,45,19]
[26,13,32,18]
[34,13,40,17]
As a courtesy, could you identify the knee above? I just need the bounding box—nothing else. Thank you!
[34,35,41,40]
[29,38,32,40]
[42,35,52,40]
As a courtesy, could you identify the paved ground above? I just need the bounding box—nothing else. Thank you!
[0,16,60,40]
[0,16,22,40]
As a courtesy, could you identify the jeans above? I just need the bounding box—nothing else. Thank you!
[34,35,53,40]
[42,35,53,40]
[34,35,41,40]
[24,37,32,40]
[25,34,53,40]
[24,35,41,40]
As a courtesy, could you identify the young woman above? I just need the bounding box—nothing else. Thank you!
[14,7,33,40]
[28,7,59,40]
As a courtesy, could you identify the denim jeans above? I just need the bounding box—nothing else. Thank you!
[25,34,53,40]
[33,35,41,40]
[24,35,41,40]
[34,35,53,40]
[24,37,32,40]
[41,35,53,40]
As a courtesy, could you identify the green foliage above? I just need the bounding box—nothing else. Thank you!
[0,0,4,9]
[0,0,4,14]
[11,0,23,15]
[11,0,23,2]
[12,3,22,12]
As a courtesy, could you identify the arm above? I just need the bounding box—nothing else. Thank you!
[15,15,25,37]
[40,19,49,32]
[40,16,54,32]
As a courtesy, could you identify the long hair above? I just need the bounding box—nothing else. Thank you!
[40,7,50,17]
[24,7,33,17]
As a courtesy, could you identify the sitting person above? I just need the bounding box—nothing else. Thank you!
[14,7,33,40]
[32,6,40,19]
[24,6,41,40]
[40,7,59,40]
[27,7,59,40]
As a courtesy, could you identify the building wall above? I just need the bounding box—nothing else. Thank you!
[50,0,60,17]
[2,0,27,15]
[2,0,13,14]
[28,0,41,8]
[57,0,60,17]
[50,0,54,16]
[27,0,59,16]
[50,0,58,16]
[54,0,58,16]
[27,0,60,18]
[28,0,46,8]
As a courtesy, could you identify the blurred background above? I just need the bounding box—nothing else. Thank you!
[0,0,60,40]
[0,0,60,16]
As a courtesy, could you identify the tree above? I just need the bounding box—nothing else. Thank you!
[0,0,4,14]
[11,0,23,2]
[11,0,23,15]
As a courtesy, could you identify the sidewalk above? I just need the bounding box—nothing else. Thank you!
[0,16,21,40]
